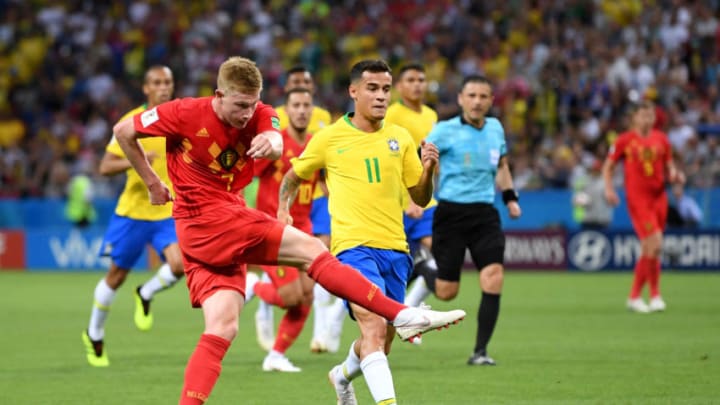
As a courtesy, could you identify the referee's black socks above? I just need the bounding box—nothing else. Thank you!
[474,291,500,355]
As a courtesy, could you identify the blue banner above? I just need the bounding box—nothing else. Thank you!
[567,229,720,271]
[25,227,148,271]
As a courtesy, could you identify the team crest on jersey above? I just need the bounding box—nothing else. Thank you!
[218,148,239,170]
[271,117,280,130]
[387,138,400,152]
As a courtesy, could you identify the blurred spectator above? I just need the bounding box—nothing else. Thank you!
[0,0,718,199]
[667,184,703,228]
[572,159,613,230]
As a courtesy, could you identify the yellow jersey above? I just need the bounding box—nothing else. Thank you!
[292,114,423,254]
[275,104,332,135]
[385,101,438,208]
[106,105,174,220]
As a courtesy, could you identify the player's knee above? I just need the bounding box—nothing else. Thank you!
[105,267,128,289]
[435,280,458,301]
[480,264,504,292]
[169,260,184,277]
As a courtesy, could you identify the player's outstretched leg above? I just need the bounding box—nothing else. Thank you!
[134,263,181,331]
[306,251,465,342]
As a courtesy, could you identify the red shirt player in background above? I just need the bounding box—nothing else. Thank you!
[251,87,318,372]
[113,56,465,404]
[603,100,685,314]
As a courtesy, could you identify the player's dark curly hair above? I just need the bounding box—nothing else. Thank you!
[350,59,391,83]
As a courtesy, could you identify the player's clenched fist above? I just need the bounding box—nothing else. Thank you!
[148,181,173,205]
[420,140,439,170]
[248,131,283,159]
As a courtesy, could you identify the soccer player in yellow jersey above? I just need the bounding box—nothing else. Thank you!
[259,66,339,354]
[280,60,454,405]
[81,66,184,367]
[385,63,441,316]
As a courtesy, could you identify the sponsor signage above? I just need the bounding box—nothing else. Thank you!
[24,228,149,271]
[0,230,25,269]
[567,230,720,271]
[504,230,567,270]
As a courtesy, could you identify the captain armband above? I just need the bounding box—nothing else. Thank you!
[502,189,519,205]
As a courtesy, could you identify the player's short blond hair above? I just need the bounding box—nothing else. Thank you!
[217,57,263,95]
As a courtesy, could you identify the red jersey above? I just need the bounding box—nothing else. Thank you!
[133,97,279,218]
[607,129,672,199]
[254,129,317,226]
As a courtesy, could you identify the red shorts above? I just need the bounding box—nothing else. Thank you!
[176,204,286,307]
[627,192,668,239]
[257,220,312,288]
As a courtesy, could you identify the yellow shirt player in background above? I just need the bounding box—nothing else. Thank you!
[385,63,442,319]
[281,60,461,404]
[269,65,338,354]
[82,66,185,368]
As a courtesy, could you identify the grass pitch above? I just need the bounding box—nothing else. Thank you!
[0,271,718,404]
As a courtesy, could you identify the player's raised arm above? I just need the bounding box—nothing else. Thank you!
[113,117,171,205]
[496,155,521,218]
[407,140,438,207]
[248,130,283,160]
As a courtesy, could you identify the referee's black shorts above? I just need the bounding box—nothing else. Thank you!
[431,200,505,282]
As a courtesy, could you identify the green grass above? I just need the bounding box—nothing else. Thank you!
[0,271,718,404]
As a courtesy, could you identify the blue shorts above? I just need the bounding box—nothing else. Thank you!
[337,246,412,319]
[99,214,178,269]
[311,195,331,236]
[403,206,436,254]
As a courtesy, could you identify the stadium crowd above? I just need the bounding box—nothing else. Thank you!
[1,0,720,199]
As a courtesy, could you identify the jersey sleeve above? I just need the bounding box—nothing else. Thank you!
[253,103,281,134]
[497,121,508,157]
[133,100,182,142]
[105,136,125,158]
[401,130,423,188]
[292,130,327,180]
[317,108,332,127]
[607,134,627,162]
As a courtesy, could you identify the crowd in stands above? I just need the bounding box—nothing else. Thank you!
[1,0,720,200]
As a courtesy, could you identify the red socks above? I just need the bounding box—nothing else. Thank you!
[629,257,649,299]
[179,334,230,405]
[630,256,661,299]
[646,257,661,297]
[307,251,406,321]
[273,303,311,353]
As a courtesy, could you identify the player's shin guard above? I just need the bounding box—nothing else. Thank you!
[307,251,405,321]
[273,303,311,353]
[646,257,661,297]
[474,292,500,355]
[629,257,650,299]
[180,334,230,405]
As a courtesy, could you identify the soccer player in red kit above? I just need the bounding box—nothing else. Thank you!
[113,56,465,404]
[603,100,685,313]
[250,87,318,372]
